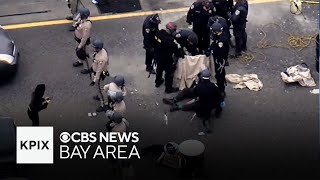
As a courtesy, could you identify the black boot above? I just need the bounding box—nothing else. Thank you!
[93,95,100,101]
[66,16,73,20]
[96,105,108,113]
[69,26,76,31]
[81,69,90,74]
[73,61,83,67]
[165,87,179,94]
[163,98,175,105]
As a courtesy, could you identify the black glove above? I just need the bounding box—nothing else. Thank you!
[90,81,95,86]
[205,49,211,57]
[227,12,232,19]
[105,71,110,77]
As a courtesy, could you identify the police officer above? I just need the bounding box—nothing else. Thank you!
[208,15,230,40]
[230,0,248,57]
[208,15,231,66]
[210,0,234,25]
[142,14,161,73]
[173,29,199,56]
[154,22,181,93]
[105,111,129,133]
[163,69,224,135]
[316,33,319,73]
[73,8,92,74]
[89,38,109,112]
[206,22,229,96]
[109,91,126,116]
[103,75,127,106]
[27,84,51,126]
[187,0,214,53]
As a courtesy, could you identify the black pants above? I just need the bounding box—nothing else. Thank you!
[155,62,174,90]
[213,58,227,92]
[75,36,90,60]
[27,109,39,126]
[145,49,154,70]
[194,28,210,54]
[234,28,247,54]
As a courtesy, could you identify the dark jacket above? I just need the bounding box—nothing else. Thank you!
[194,80,223,117]
[173,29,195,48]
[153,30,180,65]
[142,15,159,50]
[187,0,213,33]
[29,84,48,112]
[209,31,230,60]
[231,0,248,30]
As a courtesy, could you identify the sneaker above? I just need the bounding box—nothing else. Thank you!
[73,61,83,67]
[93,95,100,101]
[155,79,164,88]
[165,87,179,94]
[198,132,205,136]
[162,98,175,105]
[81,69,90,74]
[170,103,180,112]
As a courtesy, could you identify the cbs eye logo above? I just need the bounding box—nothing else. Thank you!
[60,132,71,143]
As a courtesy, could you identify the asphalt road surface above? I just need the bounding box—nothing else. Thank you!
[0,0,319,179]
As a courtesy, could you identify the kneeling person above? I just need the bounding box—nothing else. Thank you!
[163,69,224,134]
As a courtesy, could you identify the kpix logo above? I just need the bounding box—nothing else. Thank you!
[16,127,53,164]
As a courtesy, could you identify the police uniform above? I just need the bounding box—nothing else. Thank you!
[103,82,127,106]
[187,0,213,53]
[91,48,109,107]
[142,15,159,71]
[173,29,199,56]
[75,19,92,49]
[231,0,248,56]
[211,0,234,26]
[154,29,180,92]
[209,31,229,93]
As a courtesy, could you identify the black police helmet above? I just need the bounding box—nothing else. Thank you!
[210,22,223,33]
[92,38,104,50]
[150,14,161,24]
[111,111,123,124]
[79,8,90,19]
[200,69,211,80]
[166,22,177,33]
[114,91,124,103]
[187,33,198,45]
[113,75,125,87]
